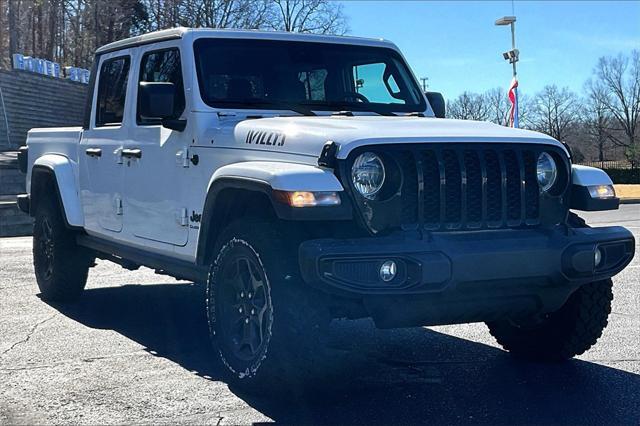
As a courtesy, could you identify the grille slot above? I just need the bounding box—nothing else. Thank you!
[464,150,483,225]
[442,150,462,226]
[422,151,441,227]
[407,146,541,230]
[504,150,521,222]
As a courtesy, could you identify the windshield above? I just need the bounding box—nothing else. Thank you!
[193,38,427,114]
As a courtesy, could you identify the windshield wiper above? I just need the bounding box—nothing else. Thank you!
[213,100,316,116]
[276,102,317,116]
[332,108,396,117]
[372,109,397,116]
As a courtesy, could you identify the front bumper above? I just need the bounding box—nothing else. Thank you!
[299,226,635,327]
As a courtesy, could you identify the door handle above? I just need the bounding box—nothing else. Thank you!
[121,148,142,159]
[85,148,102,157]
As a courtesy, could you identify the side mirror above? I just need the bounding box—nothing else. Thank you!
[139,82,175,119]
[425,91,446,118]
[139,82,187,131]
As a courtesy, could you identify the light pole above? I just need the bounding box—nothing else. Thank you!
[495,15,519,127]
[420,77,429,92]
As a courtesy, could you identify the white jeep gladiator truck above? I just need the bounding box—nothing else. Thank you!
[16,28,635,388]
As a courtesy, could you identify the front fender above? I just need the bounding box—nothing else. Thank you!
[31,154,84,227]
[209,161,344,192]
[195,162,350,266]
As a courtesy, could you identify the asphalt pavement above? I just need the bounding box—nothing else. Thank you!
[1,206,639,425]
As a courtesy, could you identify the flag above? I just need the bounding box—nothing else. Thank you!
[508,77,519,128]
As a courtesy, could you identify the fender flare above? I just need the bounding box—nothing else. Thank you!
[570,165,619,211]
[31,154,84,228]
[195,161,350,266]
[209,161,345,192]
[571,164,614,186]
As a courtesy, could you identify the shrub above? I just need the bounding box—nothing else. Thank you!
[602,168,640,184]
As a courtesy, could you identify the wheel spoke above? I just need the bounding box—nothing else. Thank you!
[223,258,240,281]
[42,219,52,240]
[241,319,255,353]
[248,263,263,288]
[45,262,53,280]
[238,258,253,292]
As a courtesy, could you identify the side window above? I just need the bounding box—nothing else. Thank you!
[353,62,406,105]
[95,56,130,127]
[137,49,185,124]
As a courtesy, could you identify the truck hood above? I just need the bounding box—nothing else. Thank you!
[226,115,564,160]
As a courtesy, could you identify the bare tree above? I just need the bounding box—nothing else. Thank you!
[530,85,581,143]
[7,0,17,59]
[590,50,640,166]
[584,79,615,165]
[447,91,490,121]
[270,0,347,34]
[1,0,352,70]
[515,92,534,129]
[485,87,510,126]
[175,0,272,29]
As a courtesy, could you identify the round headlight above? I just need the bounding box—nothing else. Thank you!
[352,152,385,199]
[537,152,557,192]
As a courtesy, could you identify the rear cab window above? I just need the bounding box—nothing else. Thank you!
[95,56,131,127]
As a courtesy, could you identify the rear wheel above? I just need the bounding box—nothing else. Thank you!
[33,194,92,302]
[206,220,330,390]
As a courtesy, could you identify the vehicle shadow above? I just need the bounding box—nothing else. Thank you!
[46,282,640,425]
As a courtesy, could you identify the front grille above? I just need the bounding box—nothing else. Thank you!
[403,146,541,230]
[345,144,563,233]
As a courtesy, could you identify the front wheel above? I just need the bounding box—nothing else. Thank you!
[206,220,330,390]
[487,279,613,360]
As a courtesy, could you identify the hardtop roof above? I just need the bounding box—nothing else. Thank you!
[95,27,396,55]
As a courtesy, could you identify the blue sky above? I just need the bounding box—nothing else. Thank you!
[341,1,640,100]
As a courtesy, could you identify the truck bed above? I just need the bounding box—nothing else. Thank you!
[26,127,83,185]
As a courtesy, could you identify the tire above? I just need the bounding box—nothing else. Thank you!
[206,220,330,391]
[33,193,91,302]
[488,211,614,361]
[487,279,613,361]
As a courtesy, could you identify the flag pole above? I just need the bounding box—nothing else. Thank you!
[510,20,519,128]
[496,15,519,128]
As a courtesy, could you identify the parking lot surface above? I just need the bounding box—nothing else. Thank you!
[1,206,639,425]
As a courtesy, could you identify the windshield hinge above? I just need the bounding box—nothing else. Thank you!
[318,141,339,168]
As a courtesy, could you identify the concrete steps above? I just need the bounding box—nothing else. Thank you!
[0,151,31,236]
[0,199,33,237]
[0,166,25,195]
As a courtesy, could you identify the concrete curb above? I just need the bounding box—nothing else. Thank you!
[620,198,640,205]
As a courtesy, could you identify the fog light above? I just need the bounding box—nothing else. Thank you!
[379,260,397,282]
[594,248,603,267]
